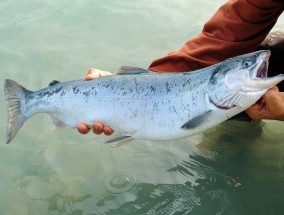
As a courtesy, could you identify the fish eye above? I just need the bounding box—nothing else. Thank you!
[243,61,252,67]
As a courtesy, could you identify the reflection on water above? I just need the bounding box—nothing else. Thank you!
[5,120,284,214]
[1,0,284,214]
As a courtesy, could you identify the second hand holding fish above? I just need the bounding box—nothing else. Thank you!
[245,86,284,120]
[77,68,114,136]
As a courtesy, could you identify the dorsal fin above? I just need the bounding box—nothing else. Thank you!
[117,66,151,75]
[49,80,61,86]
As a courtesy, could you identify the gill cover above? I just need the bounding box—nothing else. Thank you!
[208,52,263,109]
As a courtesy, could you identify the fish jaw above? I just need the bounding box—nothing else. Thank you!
[241,75,284,93]
[250,50,270,79]
[208,50,284,109]
[225,50,270,92]
[242,50,284,92]
[241,50,276,92]
[239,50,284,100]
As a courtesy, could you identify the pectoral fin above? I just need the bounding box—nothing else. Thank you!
[181,110,213,129]
[105,135,133,148]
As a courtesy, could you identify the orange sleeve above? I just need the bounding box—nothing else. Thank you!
[148,0,284,72]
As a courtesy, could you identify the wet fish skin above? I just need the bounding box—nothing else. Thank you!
[4,50,284,145]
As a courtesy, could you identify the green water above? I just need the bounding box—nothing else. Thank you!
[1,0,284,214]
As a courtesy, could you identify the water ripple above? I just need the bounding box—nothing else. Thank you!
[99,170,142,197]
[0,0,74,28]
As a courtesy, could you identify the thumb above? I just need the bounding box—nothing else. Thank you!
[262,86,284,120]
[263,86,280,106]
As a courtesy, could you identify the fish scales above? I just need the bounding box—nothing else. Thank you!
[23,72,210,138]
[4,50,284,145]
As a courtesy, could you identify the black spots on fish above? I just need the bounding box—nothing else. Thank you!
[134,78,139,86]
[186,79,192,85]
[72,86,80,94]
[166,82,171,93]
[83,91,90,97]
[60,90,66,97]
[90,86,99,96]
[38,86,63,98]
[54,87,63,94]
[150,86,156,92]
[104,84,110,88]
[121,87,135,96]
[180,77,192,88]
[82,91,91,102]
[99,83,111,89]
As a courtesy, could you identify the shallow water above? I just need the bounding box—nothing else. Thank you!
[1,0,284,214]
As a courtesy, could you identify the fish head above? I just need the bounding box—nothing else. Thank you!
[208,50,284,109]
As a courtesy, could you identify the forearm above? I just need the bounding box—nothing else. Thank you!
[149,0,284,72]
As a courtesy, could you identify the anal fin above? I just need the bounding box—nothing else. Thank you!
[105,135,133,148]
[50,115,70,129]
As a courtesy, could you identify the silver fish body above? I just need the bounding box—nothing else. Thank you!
[4,50,284,145]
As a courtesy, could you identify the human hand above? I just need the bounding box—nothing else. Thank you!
[77,68,114,135]
[85,68,112,80]
[77,122,114,135]
[245,86,284,121]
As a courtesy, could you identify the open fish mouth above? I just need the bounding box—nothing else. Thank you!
[256,61,268,78]
[252,50,270,79]
[243,50,284,94]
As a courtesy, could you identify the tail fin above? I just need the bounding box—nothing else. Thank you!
[4,79,32,144]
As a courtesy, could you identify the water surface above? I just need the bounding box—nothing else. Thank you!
[1,0,284,214]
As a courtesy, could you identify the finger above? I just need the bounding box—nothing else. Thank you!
[77,123,91,134]
[262,87,284,119]
[246,87,284,120]
[92,122,104,135]
[103,127,114,136]
[263,87,281,108]
[245,99,271,120]
[267,86,279,94]
[85,69,101,80]
[87,68,96,75]
[85,74,97,80]
[245,105,261,120]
